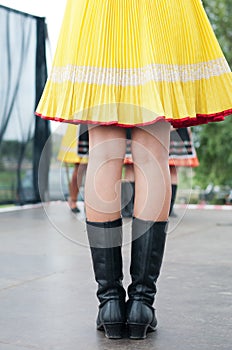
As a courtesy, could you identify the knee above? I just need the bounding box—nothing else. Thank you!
[89,139,126,163]
[132,147,169,168]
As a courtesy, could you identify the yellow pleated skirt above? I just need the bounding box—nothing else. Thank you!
[57,124,88,164]
[36,0,232,127]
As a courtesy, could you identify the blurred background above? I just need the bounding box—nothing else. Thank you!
[0,0,232,207]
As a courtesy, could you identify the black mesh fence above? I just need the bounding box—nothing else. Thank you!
[0,5,50,204]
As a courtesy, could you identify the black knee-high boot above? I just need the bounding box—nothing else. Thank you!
[126,218,168,339]
[169,184,177,217]
[121,181,135,218]
[86,218,126,339]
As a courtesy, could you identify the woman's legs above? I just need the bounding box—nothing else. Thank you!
[85,122,171,339]
[124,163,135,182]
[170,165,178,185]
[127,121,171,339]
[68,163,86,212]
[68,163,78,210]
[85,121,171,222]
[85,126,127,339]
[85,126,127,222]
[131,121,171,221]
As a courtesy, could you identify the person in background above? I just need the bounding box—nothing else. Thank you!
[57,124,87,213]
[169,127,199,217]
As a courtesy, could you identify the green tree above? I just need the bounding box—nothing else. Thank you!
[203,0,232,63]
[194,120,232,187]
[193,0,232,188]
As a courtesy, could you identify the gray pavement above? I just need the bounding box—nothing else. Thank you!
[0,202,232,350]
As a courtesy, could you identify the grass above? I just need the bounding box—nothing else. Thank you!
[0,204,15,208]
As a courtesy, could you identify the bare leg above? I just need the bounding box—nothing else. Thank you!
[76,162,87,201]
[68,163,87,210]
[68,163,79,210]
[131,121,171,221]
[124,164,135,181]
[170,165,178,185]
[85,126,126,222]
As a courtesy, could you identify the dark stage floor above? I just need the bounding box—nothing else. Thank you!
[0,202,232,350]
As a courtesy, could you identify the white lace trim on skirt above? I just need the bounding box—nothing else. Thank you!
[50,57,230,86]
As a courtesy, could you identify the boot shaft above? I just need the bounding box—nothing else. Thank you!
[169,184,177,216]
[128,218,168,305]
[86,218,126,304]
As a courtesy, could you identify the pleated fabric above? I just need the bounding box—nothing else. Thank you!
[57,124,88,163]
[36,0,232,127]
[123,127,199,166]
[169,128,200,167]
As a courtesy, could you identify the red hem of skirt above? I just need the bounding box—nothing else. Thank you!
[169,158,200,168]
[35,108,232,128]
[125,158,200,167]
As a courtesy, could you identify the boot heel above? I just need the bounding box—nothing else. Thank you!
[103,323,124,339]
[128,324,148,340]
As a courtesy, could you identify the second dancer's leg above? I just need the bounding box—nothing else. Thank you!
[169,165,178,217]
